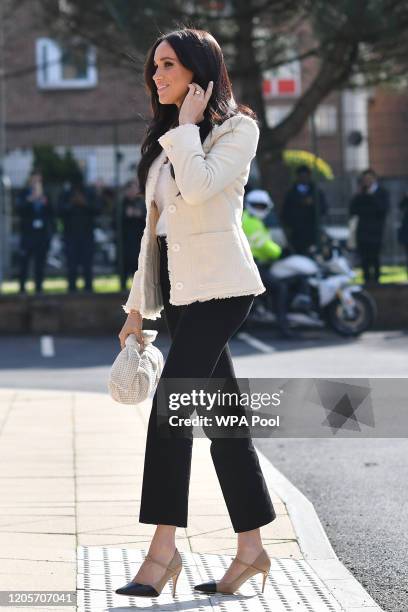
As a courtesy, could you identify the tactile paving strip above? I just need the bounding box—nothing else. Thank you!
[77,546,344,611]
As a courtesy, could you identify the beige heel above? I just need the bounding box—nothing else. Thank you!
[172,567,182,596]
[194,548,271,595]
[261,570,268,593]
[115,548,183,598]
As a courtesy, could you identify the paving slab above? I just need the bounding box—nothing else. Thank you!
[0,388,384,611]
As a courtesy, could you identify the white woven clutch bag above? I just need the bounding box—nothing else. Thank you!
[108,330,164,405]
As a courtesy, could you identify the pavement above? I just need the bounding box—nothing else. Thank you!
[0,387,384,612]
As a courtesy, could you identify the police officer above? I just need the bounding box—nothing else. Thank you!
[281,165,328,254]
[17,170,54,294]
[349,169,389,284]
[243,189,296,338]
[58,179,103,293]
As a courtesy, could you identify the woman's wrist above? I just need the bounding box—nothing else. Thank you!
[129,308,142,319]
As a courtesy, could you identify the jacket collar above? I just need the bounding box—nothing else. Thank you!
[145,120,232,210]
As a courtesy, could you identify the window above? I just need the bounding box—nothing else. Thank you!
[313,105,338,136]
[265,105,293,128]
[263,60,301,98]
[36,38,97,89]
[261,34,302,99]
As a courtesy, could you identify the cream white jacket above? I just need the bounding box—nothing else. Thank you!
[122,113,266,320]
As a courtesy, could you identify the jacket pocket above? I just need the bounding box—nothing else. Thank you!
[188,229,249,288]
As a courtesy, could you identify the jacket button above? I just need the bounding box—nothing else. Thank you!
[175,281,183,290]
[172,243,180,252]
[168,204,176,213]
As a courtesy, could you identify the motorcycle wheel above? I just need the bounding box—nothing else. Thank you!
[325,290,377,336]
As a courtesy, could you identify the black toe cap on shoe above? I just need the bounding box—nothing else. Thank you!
[115,582,159,597]
[194,580,217,593]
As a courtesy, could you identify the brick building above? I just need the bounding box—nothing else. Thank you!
[2,3,407,200]
[3,2,146,187]
[1,1,407,278]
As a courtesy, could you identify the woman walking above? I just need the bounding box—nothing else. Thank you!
[116,27,276,598]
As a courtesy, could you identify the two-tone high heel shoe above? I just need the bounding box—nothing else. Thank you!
[194,548,271,595]
[115,549,182,597]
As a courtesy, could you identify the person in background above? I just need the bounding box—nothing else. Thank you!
[349,168,389,284]
[243,189,297,338]
[397,191,408,278]
[281,164,328,255]
[118,179,146,291]
[58,178,103,293]
[17,169,54,294]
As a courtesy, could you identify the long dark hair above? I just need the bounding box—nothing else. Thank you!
[137,27,257,193]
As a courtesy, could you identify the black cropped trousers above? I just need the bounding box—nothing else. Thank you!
[138,235,276,532]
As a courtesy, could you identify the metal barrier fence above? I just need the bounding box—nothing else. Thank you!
[1,117,407,288]
[1,118,144,285]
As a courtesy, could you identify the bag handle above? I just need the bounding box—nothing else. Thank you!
[125,330,159,352]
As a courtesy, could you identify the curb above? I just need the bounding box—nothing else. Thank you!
[256,446,384,611]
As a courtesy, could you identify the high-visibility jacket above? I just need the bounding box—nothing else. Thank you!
[242,209,282,264]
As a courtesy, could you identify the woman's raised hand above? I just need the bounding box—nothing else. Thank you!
[179,81,213,126]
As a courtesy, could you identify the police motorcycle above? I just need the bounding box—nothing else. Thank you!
[243,190,376,337]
